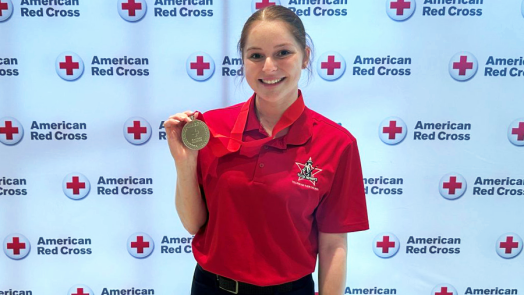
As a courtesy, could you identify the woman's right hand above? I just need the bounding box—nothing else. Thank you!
[164,110,199,166]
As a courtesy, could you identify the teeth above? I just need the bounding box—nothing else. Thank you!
[262,78,283,84]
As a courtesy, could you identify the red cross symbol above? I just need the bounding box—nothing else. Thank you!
[67,176,86,195]
[0,1,9,17]
[7,237,26,255]
[72,288,90,295]
[390,0,411,16]
[321,55,341,76]
[59,56,80,76]
[511,122,524,141]
[383,121,403,139]
[122,0,142,17]
[377,236,396,253]
[500,236,519,254]
[443,176,462,195]
[435,287,453,295]
[256,0,276,9]
[131,236,150,254]
[127,121,147,140]
[453,56,474,76]
[0,121,19,140]
[190,56,210,76]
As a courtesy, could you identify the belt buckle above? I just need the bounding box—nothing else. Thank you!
[217,275,239,294]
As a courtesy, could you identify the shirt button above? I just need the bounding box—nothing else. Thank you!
[259,163,265,168]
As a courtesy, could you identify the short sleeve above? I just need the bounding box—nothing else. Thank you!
[315,139,369,233]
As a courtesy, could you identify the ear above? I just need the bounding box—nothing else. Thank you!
[302,47,311,69]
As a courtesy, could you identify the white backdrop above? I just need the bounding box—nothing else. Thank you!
[1,0,523,294]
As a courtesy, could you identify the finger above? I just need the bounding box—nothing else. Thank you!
[169,113,191,123]
[163,118,182,129]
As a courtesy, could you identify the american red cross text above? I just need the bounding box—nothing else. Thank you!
[321,55,341,76]
[390,0,411,16]
[443,176,462,195]
[383,121,402,140]
[60,56,80,76]
[0,121,19,140]
[190,56,210,76]
[453,56,474,76]
[131,236,150,253]
[67,176,86,195]
[122,0,142,17]
[7,237,26,255]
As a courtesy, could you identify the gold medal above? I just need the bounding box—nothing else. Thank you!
[181,116,210,150]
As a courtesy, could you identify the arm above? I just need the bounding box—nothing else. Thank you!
[174,160,207,235]
[165,111,208,235]
[318,232,347,295]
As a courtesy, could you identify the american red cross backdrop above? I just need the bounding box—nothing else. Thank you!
[1,0,523,294]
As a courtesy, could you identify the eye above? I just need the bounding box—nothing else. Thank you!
[249,53,263,60]
[278,50,291,57]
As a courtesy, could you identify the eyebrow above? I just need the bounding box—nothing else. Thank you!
[246,43,294,52]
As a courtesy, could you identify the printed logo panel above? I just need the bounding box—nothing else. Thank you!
[496,233,522,259]
[251,0,280,13]
[449,52,478,81]
[317,52,346,81]
[373,233,400,258]
[508,118,524,146]
[68,285,94,295]
[127,233,154,259]
[0,117,24,145]
[439,173,467,200]
[123,117,152,145]
[118,0,147,22]
[186,52,215,82]
[386,0,416,21]
[3,234,31,260]
[379,117,407,145]
[431,284,458,295]
[0,0,13,22]
[56,52,84,81]
[63,173,91,200]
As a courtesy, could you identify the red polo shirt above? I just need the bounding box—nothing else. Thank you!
[192,91,369,286]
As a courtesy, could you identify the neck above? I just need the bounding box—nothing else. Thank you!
[254,90,298,137]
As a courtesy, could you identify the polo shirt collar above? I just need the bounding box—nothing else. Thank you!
[243,90,313,149]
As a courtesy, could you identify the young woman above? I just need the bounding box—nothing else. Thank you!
[164,5,369,295]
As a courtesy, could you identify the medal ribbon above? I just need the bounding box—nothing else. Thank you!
[202,90,305,157]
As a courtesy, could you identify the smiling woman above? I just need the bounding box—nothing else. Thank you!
[164,5,369,295]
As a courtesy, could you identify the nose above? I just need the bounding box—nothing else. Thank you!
[262,57,277,73]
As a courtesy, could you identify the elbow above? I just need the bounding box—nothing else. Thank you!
[182,219,206,235]
[185,226,200,236]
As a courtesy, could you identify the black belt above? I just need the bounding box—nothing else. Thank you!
[197,264,311,295]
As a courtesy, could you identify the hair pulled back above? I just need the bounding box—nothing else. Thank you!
[238,5,314,78]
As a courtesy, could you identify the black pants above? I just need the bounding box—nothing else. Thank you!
[191,264,315,295]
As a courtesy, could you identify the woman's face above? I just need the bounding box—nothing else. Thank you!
[243,20,309,105]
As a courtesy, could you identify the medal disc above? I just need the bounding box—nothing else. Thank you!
[181,119,210,150]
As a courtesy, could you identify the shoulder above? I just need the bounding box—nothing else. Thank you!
[306,107,357,146]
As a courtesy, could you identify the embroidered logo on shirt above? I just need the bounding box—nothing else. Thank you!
[295,157,323,186]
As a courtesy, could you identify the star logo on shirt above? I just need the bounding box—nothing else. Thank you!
[295,157,322,186]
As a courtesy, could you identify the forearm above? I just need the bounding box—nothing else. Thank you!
[318,234,347,295]
[174,162,207,235]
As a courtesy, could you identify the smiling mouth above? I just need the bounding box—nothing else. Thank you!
[260,77,285,85]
